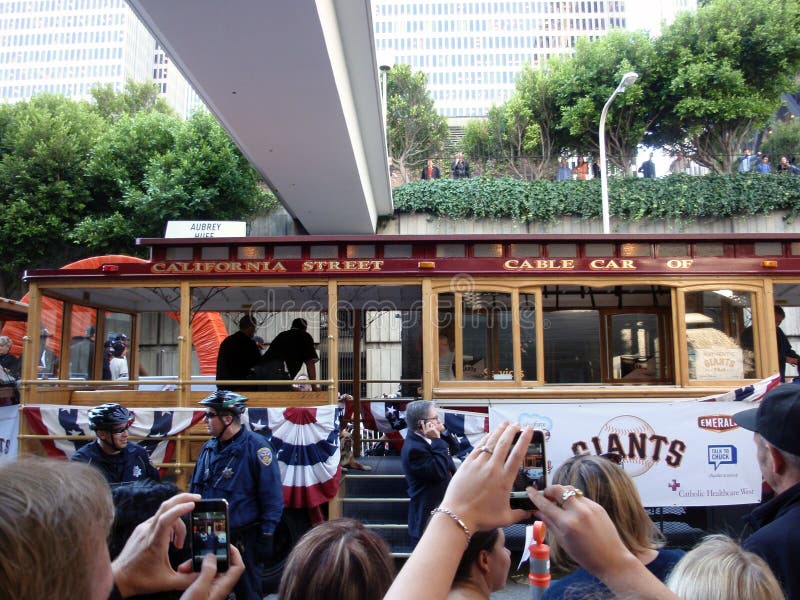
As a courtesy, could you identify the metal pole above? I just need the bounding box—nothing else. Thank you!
[599,72,638,235]
[599,90,618,235]
[380,65,390,166]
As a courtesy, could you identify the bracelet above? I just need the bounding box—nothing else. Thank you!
[430,507,472,545]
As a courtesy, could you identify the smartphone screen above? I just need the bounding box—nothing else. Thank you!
[190,499,230,572]
[510,430,547,510]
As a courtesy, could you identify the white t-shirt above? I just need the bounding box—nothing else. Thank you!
[110,357,129,380]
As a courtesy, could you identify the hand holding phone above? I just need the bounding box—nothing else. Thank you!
[510,429,547,510]
[190,499,231,573]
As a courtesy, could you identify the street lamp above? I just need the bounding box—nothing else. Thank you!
[379,63,391,169]
[599,71,638,234]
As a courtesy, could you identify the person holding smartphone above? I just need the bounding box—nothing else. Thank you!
[190,390,283,600]
[401,400,461,549]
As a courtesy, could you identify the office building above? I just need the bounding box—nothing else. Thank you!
[0,0,201,117]
[373,0,696,118]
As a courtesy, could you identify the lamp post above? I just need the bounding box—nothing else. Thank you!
[599,71,638,234]
[379,63,391,169]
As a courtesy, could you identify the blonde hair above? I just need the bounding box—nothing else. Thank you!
[549,454,664,572]
[278,518,395,600]
[0,457,114,600]
[666,534,783,600]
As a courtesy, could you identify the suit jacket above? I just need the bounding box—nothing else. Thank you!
[401,430,459,542]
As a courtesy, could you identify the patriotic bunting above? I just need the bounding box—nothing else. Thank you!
[697,374,781,402]
[22,405,203,465]
[22,405,342,509]
[346,398,489,458]
[243,406,341,509]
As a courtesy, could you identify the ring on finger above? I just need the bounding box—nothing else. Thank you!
[559,488,584,506]
[477,445,494,456]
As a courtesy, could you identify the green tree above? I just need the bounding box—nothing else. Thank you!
[71,111,269,252]
[461,65,565,180]
[760,119,800,163]
[386,64,448,183]
[0,95,105,297]
[554,31,656,173]
[90,78,173,122]
[651,0,800,172]
[85,110,180,215]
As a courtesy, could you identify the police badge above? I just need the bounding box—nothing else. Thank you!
[257,447,273,466]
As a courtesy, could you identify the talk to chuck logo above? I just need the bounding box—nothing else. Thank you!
[697,414,739,433]
[571,415,686,477]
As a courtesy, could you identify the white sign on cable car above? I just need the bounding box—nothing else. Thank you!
[165,221,247,238]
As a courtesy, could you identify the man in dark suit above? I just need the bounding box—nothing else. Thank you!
[400,400,461,548]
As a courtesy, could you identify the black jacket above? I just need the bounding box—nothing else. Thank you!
[743,480,800,599]
[216,330,261,390]
[400,430,460,544]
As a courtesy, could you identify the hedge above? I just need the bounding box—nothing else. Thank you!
[392,174,800,224]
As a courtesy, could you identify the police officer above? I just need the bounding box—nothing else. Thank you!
[190,390,283,600]
[70,403,160,486]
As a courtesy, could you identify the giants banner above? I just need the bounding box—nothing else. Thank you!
[490,401,763,507]
[0,405,19,460]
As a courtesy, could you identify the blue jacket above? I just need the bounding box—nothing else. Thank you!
[743,481,800,599]
[70,440,160,486]
[401,430,458,541]
[190,428,283,535]
[543,547,684,600]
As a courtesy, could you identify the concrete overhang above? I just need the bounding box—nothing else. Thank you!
[126,0,392,234]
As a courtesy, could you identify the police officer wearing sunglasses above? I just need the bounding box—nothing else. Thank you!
[70,402,160,486]
[190,390,283,600]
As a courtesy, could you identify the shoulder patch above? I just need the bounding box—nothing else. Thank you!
[257,447,273,467]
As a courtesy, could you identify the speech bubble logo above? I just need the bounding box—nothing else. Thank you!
[708,445,737,471]
[517,413,553,434]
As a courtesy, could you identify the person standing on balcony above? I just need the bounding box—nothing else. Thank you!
[638,153,656,178]
[738,148,757,172]
[556,158,572,181]
[573,157,589,180]
[669,152,689,174]
[421,159,441,180]
[755,155,772,174]
[451,152,470,179]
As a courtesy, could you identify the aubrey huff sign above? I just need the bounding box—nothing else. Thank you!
[490,401,762,507]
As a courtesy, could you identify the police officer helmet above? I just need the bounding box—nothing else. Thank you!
[88,403,134,431]
[199,390,247,415]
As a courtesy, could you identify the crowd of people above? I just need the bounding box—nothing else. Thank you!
[5,359,800,599]
[3,382,797,599]
[417,149,800,182]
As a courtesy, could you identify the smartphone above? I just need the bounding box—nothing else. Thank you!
[190,498,230,572]
[509,430,547,510]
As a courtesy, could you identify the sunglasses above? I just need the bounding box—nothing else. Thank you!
[204,411,220,420]
[111,425,131,435]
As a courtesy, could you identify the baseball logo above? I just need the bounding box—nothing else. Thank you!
[599,415,656,477]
